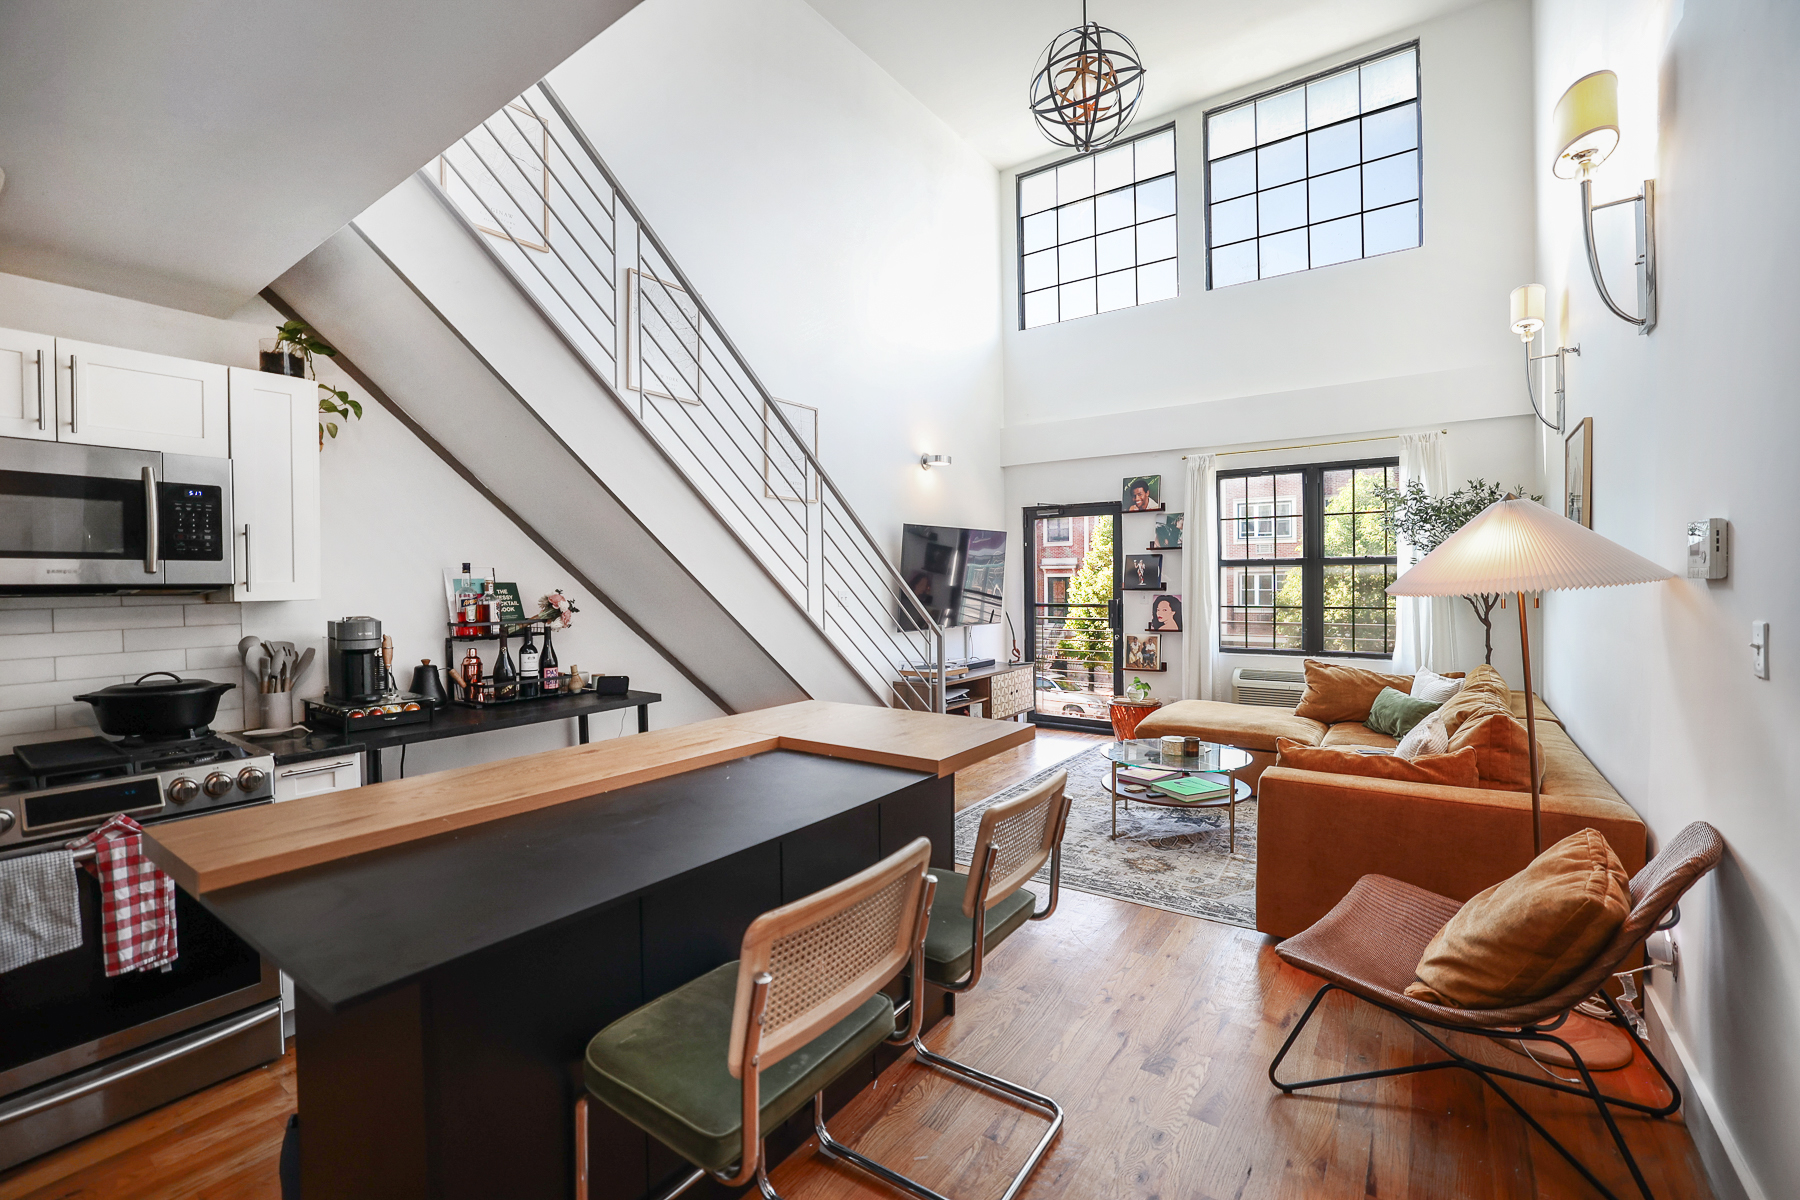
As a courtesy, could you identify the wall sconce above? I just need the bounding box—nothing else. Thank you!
[1553,70,1656,333]
[920,453,952,470]
[1510,283,1579,432]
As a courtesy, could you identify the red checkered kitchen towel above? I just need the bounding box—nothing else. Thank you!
[67,815,177,975]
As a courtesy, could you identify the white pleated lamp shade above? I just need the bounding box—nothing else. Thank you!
[1388,497,1675,597]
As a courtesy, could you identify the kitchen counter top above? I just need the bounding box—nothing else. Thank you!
[145,701,1032,893]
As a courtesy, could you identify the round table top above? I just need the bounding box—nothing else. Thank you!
[1110,698,1162,709]
[1103,738,1253,774]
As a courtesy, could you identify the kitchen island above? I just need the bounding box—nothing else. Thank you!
[144,702,1032,1200]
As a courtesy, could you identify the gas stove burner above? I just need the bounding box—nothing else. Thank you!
[115,726,215,746]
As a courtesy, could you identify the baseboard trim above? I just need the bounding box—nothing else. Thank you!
[1644,982,1769,1200]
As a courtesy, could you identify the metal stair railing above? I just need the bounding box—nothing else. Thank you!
[427,82,945,711]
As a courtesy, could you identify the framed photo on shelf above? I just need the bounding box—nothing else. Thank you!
[1124,475,1164,512]
[1126,634,1161,670]
[1122,554,1163,590]
[1564,417,1593,528]
[1147,594,1183,632]
[1152,512,1183,548]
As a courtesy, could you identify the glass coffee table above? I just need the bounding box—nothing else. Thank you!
[1103,738,1255,850]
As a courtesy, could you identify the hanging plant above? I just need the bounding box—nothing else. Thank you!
[271,320,365,446]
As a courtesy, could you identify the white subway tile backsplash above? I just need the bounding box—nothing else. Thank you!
[0,630,123,661]
[122,625,244,652]
[0,707,57,736]
[0,611,52,636]
[0,596,120,611]
[56,649,188,681]
[185,646,245,670]
[54,605,186,632]
[55,703,102,731]
[183,604,242,626]
[0,659,55,686]
[121,594,202,606]
[0,674,124,711]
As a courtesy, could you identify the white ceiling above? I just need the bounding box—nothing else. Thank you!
[804,0,1486,169]
[0,0,642,316]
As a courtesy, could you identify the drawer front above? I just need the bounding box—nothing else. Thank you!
[272,755,363,802]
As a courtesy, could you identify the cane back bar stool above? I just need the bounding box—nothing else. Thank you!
[576,838,937,1200]
[1268,821,1725,1200]
[873,770,1073,1200]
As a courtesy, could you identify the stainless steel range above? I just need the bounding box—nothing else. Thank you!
[0,731,283,1170]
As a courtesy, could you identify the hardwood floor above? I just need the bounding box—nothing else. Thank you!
[0,725,1713,1200]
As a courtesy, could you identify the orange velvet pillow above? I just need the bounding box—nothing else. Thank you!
[1291,660,1417,725]
[1275,737,1481,787]
[1449,713,1544,790]
[1436,664,1511,738]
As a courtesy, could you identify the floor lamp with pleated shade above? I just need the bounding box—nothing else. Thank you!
[1387,496,1674,855]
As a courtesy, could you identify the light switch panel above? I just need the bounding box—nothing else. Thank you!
[1750,620,1769,679]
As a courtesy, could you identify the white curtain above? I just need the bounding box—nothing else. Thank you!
[1391,431,1460,671]
[1180,453,1219,701]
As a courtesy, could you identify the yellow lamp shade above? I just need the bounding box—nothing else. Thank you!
[1553,70,1620,179]
[1510,283,1545,340]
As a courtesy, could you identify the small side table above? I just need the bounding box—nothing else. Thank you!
[1103,738,1254,850]
[1109,699,1161,740]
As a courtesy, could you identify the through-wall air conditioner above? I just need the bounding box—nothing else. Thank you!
[1231,668,1306,708]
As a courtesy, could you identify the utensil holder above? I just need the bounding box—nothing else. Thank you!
[262,691,295,729]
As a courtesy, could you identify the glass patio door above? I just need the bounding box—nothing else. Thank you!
[1024,502,1122,731]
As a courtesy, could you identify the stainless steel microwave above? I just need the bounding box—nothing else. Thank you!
[0,436,233,592]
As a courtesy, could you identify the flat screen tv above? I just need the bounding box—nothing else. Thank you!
[898,523,1007,628]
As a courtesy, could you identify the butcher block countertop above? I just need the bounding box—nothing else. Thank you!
[145,701,1032,893]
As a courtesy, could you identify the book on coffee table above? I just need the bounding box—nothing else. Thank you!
[1117,766,1182,785]
[1150,776,1232,802]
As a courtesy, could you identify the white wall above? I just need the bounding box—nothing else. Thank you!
[1530,2,1800,1198]
[998,0,1535,469]
[547,0,1009,660]
[0,270,722,768]
[1002,413,1539,704]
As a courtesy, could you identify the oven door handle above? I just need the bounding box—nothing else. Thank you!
[142,466,159,574]
[0,999,281,1128]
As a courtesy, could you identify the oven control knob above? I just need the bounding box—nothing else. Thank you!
[0,809,14,834]
[168,777,200,804]
[237,767,268,794]
[203,771,235,798]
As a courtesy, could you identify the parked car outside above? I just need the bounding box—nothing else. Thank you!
[1035,673,1111,719]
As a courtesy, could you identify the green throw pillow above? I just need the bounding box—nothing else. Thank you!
[1367,686,1441,739]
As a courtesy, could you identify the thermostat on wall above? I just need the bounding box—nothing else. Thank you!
[1686,518,1729,580]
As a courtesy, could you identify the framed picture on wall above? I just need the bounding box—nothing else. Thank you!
[1151,512,1183,548]
[1147,594,1183,631]
[1123,554,1163,590]
[1123,475,1164,512]
[1126,634,1161,670]
[1565,417,1593,528]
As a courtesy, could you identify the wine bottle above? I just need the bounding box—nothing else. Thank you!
[493,629,519,700]
[518,626,541,698]
[539,627,560,693]
[477,576,496,632]
[455,563,477,636]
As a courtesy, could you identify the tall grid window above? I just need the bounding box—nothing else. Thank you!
[1205,45,1421,288]
[1018,126,1177,328]
[1218,459,1398,656]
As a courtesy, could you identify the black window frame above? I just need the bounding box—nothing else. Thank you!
[1201,41,1423,290]
[1216,457,1399,659]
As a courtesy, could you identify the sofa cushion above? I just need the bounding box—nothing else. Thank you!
[1135,700,1327,753]
[1276,738,1480,788]
[1395,708,1452,759]
[1367,687,1442,738]
[1320,722,1398,750]
[1537,722,1623,803]
[1404,828,1631,1008]
[1409,668,1464,703]
[1292,660,1417,725]
[1449,712,1544,790]
[1437,664,1511,737]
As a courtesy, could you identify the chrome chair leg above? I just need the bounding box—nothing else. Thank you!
[909,1036,1064,1200]
[812,1091,953,1200]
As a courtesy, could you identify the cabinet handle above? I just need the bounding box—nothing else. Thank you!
[142,466,159,574]
[277,759,359,780]
[68,354,78,434]
[35,349,45,431]
[242,524,251,592]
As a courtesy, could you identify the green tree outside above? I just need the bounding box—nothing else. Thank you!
[1054,519,1114,690]
[1273,468,1396,652]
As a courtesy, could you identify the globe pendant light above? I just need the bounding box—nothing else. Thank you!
[1029,2,1146,153]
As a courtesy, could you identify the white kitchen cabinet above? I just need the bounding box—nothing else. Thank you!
[0,327,55,441]
[271,750,363,1032]
[55,338,229,457]
[228,367,319,601]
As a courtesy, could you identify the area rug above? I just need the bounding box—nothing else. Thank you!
[954,743,1257,930]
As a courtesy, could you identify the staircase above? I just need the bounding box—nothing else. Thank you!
[272,83,945,714]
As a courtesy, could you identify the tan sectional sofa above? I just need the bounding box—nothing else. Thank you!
[1137,676,1646,939]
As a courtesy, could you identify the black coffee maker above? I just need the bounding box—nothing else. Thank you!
[326,616,387,704]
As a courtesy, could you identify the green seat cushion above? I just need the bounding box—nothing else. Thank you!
[1366,686,1442,739]
[922,869,1037,985]
[583,962,895,1175]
